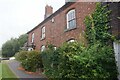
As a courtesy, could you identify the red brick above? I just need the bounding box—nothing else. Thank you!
[27,2,96,51]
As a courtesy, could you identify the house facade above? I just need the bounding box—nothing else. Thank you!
[27,1,120,77]
[27,2,120,52]
[27,2,96,51]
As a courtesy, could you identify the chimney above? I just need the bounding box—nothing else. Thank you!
[44,5,53,19]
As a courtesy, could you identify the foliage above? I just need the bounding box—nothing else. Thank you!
[2,34,28,57]
[84,3,114,45]
[15,51,28,61]
[60,42,117,79]
[2,38,19,57]
[15,50,43,72]
[18,34,28,48]
[41,42,117,79]
[41,44,60,78]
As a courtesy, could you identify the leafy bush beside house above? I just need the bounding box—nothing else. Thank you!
[15,51,28,61]
[15,50,43,72]
[41,44,60,78]
[41,42,118,79]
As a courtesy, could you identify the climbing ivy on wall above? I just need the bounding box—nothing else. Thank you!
[84,3,114,45]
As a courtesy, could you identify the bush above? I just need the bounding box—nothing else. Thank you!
[41,44,60,78]
[15,50,43,72]
[41,42,118,79]
[15,51,28,61]
[60,42,117,79]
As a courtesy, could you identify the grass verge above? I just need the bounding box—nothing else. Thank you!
[0,61,18,80]
[0,62,2,79]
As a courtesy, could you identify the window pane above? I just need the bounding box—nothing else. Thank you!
[68,39,76,43]
[32,33,34,43]
[67,9,76,29]
[69,21,71,28]
[71,12,74,19]
[41,45,45,52]
[41,27,45,39]
[68,13,71,21]
[54,47,57,50]
[43,27,45,33]
[73,10,75,19]
[43,33,45,38]
[70,21,72,28]
[72,19,76,28]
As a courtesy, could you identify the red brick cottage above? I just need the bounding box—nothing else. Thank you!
[27,2,120,52]
[27,2,96,51]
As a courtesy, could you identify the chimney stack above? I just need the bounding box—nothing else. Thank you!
[44,5,53,19]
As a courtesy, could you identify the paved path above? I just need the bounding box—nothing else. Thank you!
[6,60,47,80]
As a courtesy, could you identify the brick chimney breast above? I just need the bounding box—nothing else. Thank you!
[44,5,53,19]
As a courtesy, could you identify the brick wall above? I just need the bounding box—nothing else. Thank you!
[28,2,96,51]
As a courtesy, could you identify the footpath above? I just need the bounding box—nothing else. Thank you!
[6,60,47,80]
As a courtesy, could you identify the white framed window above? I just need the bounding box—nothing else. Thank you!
[66,9,76,29]
[28,47,33,51]
[67,39,76,43]
[31,33,34,43]
[41,45,45,52]
[54,46,57,50]
[41,26,45,39]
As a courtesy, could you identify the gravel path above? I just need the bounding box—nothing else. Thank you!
[6,60,47,80]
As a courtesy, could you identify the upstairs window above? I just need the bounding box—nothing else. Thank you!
[31,33,34,43]
[66,9,76,29]
[41,26,45,39]
[41,45,45,52]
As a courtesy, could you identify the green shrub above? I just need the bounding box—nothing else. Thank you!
[15,50,43,72]
[42,42,117,79]
[59,42,117,79]
[41,44,60,78]
[15,51,28,61]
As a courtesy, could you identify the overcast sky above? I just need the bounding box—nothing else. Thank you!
[0,0,65,49]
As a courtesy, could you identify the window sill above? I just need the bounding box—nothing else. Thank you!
[40,37,45,41]
[64,27,77,32]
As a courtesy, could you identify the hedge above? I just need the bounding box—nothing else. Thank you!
[15,50,43,72]
[41,42,118,79]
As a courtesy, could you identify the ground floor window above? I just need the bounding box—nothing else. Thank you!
[67,39,76,43]
[28,47,33,51]
[41,45,45,52]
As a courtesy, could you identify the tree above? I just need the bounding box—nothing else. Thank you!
[2,38,19,57]
[2,34,28,57]
[18,34,28,48]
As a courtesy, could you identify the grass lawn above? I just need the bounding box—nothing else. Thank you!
[0,61,18,80]
[0,63,2,80]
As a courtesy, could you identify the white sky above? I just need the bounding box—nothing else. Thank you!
[0,0,65,49]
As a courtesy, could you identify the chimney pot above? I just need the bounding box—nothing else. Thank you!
[44,5,53,19]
